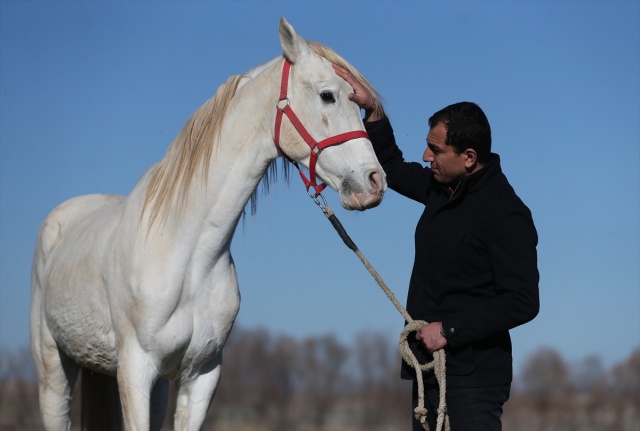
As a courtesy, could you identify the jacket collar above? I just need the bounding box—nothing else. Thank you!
[444,153,502,200]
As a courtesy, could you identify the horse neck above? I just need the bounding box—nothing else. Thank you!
[149,59,282,255]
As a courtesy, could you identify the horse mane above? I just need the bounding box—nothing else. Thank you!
[142,42,384,228]
[141,74,244,228]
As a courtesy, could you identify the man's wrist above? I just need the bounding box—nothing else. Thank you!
[440,323,458,339]
[364,109,382,122]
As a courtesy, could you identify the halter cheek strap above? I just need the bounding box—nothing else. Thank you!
[274,59,369,196]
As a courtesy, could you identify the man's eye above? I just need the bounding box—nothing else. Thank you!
[320,91,336,103]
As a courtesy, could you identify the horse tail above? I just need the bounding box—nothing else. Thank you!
[80,368,123,431]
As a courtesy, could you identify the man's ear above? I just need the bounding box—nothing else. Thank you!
[463,148,478,169]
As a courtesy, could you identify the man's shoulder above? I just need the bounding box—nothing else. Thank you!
[473,168,534,220]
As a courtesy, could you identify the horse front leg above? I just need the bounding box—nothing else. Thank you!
[173,357,222,430]
[116,344,159,431]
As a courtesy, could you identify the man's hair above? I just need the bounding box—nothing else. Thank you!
[428,102,492,163]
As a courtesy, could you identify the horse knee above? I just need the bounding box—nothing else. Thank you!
[173,361,222,430]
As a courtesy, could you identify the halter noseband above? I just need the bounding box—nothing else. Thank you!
[274,58,369,197]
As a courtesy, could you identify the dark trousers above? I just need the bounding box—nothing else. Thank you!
[412,380,511,431]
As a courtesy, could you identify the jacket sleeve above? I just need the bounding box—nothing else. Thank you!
[365,117,433,205]
[443,201,540,350]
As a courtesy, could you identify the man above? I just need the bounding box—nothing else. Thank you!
[334,65,539,431]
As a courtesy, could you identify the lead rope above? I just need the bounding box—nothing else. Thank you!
[313,197,450,431]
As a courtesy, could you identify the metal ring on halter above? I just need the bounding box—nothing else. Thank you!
[276,98,290,110]
[308,190,328,210]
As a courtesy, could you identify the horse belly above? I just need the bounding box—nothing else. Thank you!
[44,273,118,374]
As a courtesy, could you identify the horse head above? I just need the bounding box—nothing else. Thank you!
[275,17,386,211]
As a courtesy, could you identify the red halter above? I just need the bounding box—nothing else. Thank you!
[274,59,369,196]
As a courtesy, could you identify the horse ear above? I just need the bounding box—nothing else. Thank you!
[279,17,311,64]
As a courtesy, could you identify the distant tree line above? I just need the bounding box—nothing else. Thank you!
[1,326,638,430]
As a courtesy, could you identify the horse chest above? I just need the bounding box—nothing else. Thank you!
[154,273,241,375]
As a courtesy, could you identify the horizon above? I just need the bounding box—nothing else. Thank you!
[1,1,638,376]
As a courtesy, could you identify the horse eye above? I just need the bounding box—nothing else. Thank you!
[320,91,335,103]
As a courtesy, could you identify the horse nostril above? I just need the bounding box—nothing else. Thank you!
[369,171,383,194]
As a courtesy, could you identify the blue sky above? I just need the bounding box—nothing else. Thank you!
[1,1,638,375]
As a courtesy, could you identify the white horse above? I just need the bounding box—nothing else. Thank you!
[30,17,385,431]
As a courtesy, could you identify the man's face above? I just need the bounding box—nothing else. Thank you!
[423,122,469,185]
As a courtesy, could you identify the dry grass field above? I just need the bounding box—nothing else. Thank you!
[1,328,638,431]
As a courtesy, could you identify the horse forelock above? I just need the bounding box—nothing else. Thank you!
[307,41,385,118]
[142,74,245,229]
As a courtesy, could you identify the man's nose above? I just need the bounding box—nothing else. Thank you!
[423,147,434,163]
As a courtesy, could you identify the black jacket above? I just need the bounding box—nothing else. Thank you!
[366,118,539,387]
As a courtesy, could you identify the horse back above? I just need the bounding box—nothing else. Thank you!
[38,193,126,255]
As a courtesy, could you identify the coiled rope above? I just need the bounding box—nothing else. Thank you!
[319,202,450,431]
